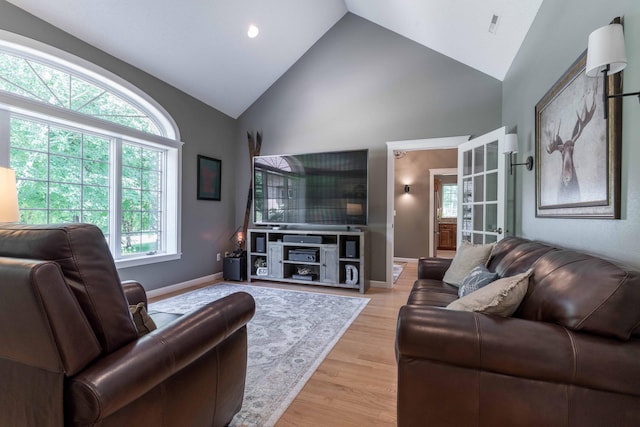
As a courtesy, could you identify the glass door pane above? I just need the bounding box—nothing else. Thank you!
[457,128,507,246]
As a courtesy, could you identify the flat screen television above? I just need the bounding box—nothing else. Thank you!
[253,149,368,226]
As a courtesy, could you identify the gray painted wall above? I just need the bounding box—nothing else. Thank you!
[503,0,640,269]
[394,149,457,258]
[0,1,238,290]
[236,13,502,282]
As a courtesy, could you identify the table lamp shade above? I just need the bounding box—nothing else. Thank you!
[0,167,19,222]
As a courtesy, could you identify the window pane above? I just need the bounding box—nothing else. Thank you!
[10,148,48,180]
[84,135,110,162]
[0,51,161,136]
[122,166,142,189]
[10,118,111,233]
[50,155,81,184]
[49,183,81,210]
[10,118,48,151]
[16,180,48,209]
[49,127,82,157]
[441,184,458,218]
[123,144,142,168]
[83,186,109,210]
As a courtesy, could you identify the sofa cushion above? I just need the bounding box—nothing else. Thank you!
[518,250,640,340]
[443,241,494,287]
[488,236,556,277]
[458,264,499,298]
[447,269,532,316]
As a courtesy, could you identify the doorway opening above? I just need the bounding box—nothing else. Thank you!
[385,135,470,286]
[429,168,457,258]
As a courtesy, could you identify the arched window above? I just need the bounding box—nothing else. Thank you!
[0,31,182,267]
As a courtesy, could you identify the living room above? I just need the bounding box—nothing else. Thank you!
[0,0,639,425]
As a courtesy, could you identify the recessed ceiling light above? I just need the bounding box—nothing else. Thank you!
[247,24,260,39]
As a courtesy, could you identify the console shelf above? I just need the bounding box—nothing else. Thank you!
[247,228,369,294]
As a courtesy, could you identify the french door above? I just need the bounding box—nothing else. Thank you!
[457,127,507,246]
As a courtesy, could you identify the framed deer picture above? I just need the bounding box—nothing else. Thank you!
[535,50,622,218]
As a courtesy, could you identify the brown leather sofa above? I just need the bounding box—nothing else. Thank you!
[396,236,640,426]
[0,223,256,427]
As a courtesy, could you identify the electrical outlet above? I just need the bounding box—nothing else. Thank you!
[216,253,221,261]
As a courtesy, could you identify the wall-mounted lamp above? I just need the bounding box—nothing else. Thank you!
[503,134,533,175]
[404,184,410,193]
[0,166,19,223]
[586,17,640,119]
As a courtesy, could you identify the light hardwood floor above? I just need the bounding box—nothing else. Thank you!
[150,262,417,426]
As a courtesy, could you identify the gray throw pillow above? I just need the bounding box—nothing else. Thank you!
[458,264,499,298]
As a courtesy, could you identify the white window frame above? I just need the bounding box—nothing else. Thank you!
[0,30,183,268]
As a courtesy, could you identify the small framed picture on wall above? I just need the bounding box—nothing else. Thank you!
[197,155,221,201]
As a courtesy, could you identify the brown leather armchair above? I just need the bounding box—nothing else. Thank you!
[0,223,256,427]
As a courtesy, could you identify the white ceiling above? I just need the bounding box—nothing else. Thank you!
[6,0,543,119]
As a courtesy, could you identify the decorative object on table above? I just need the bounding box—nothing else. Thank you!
[254,257,267,276]
[292,265,316,281]
[535,48,621,219]
[344,264,358,285]
[241,131,262,248]
[149,283,369,427]
[229,226,246,256]
[197,155,221,201]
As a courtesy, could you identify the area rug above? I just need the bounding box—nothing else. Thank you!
[393,262,406,283]
[149,283,369,426]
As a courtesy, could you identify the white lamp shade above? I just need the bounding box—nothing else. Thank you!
[503,133,519,154]
[586,23,627,77]
[0,167,19,222]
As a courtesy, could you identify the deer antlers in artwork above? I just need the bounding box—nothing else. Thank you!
[543,86,597,202]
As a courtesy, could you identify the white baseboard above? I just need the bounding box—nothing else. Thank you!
[370,279,391,289]
[393,257,419,264]
[146,272,222,299]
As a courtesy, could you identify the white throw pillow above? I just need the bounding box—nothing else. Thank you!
[446,269,533,317]
[442,241,495,287]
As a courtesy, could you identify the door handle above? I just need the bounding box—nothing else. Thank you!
[493,227,503,234]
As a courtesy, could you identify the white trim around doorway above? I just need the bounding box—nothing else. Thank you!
[385,135,470,286]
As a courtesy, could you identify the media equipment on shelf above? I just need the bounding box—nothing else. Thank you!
[289,248,319,262]
[255,236,266,253]
[345,240,357,258]
[283,235,323,244]
[252,149,368,226]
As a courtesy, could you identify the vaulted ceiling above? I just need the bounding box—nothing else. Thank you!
[6,0,543,118]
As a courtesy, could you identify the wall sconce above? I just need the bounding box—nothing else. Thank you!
[503,134,533,175]
[0,166,19,223]
[404,184,410,193]
[586,18,640,119]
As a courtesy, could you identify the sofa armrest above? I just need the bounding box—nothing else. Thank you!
[396,305,640,396]
[121,280,147,307]
[417,257,452,280]
[67,291,256,424]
